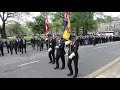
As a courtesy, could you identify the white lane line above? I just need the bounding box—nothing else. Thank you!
[18,61,39,67]
[93,46,107,49]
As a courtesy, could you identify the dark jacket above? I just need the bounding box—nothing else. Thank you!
[31,38,36,44]
[5,40,11,47]
[0,41,4,49]
[20,39,26,46]
[10,40,18,48]
[49,38,56,50]
[68,40,79,59]
[56,39,66,56]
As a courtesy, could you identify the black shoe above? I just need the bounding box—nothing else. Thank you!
[60,67,65,70]
[67,73,73,76]
[73,74,78,78]
[54,67,59,69]
[49,61,52,63]
[52,62,55,64]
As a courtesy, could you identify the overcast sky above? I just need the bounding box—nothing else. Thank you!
[0,12,120,25]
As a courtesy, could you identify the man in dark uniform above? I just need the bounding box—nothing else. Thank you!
[92,36,96,46]
[31,36,36,50]
[65,34,79,78]
[0,39,4,56]
[45,38,49,50]
[18,36,22,52]
[54,35,66,70]
[48,34,56,64]
[16,36,19,52]
[5,39,11,53]
[20,36,27,54]
[36,37,39,51]
[40,38,44,51]
[10,39,18,55]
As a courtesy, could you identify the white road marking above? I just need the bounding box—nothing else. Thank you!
[18,61,39,67]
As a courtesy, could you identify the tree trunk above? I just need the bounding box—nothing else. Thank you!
[83,27,85,36]
[83,27,87,36]
[85,29,87,35]
[76,28,79,36]
[2,21,7,39]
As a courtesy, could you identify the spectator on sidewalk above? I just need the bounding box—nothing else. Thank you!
[10,39,18,55]
[0,39,4,56]
[20,36,27,54]
[5,39,11,53]
[31,36,36,50]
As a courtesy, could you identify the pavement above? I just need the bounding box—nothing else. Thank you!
[94,57,120,78]
[1,42,120,78]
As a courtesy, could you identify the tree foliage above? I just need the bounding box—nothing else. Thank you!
[50,12,64,34]
[0,12,30,38]
[70,12,97,35]
[6,22,32,36]
[27,12,46,34]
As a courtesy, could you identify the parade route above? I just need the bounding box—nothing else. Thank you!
[0,41,120,78]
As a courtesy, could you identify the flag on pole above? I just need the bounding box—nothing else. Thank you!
[63,12,71,41]
[45,12,49,36]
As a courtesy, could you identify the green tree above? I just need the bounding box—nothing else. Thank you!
[50,12,64,35]
[5,22,21,36]
[27,12,46,34]
[19,25,33,36]
[0,12,30,38]
[104,15,112,23]
[70,12,97,35]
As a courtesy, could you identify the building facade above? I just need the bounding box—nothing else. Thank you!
[96,17,120,36]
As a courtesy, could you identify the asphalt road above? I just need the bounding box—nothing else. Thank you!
[0,41,120,78]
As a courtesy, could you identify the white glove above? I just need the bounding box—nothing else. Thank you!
[48,48,52,52]
[55,46,59,49]
[68,53,75,59]
[65,41,70,45]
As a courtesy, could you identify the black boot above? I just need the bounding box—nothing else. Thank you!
[67,73,73,76]
[60,67,65,70]
[52,62,55,64]
[73,74,78,78]
[54,66,59,69]
[49,61,52,63]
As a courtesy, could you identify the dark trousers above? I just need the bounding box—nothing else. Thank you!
[48,50,55,63]
[40,45,43,51]
[0,48,4,56]
[6,45,10,53]
[46,44,48,50]
[21,44,26,54]
[56,54,65,68]
[68,58,78,75]
[10,47,17,55]
[32,44,35,50]
[17,45,20,52]
[19,45,22,52]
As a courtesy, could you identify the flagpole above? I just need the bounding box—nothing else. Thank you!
[69,12,72,54]
[46,12,50,49]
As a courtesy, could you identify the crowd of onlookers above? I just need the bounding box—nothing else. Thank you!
[76,35,120,46]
